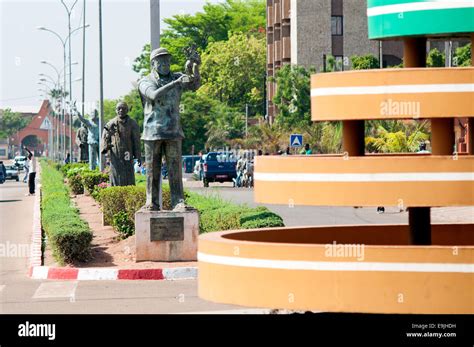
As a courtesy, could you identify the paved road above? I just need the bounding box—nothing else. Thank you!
[1,174,471,314]
[0,179,242,314]
[187,182,473,226]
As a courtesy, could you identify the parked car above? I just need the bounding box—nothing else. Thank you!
[182,155,201,174]
[5,165,20,181]
[14,155,27,170]
[201,152,237,187]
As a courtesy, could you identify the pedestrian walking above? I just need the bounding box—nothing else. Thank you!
[24,147,36,196]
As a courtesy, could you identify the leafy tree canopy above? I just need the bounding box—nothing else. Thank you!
[199,32,266,110]
[133,0,266,76]
[0,108,30,139]
[272,64,315,129]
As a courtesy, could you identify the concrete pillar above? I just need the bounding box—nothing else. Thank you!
[342,120,365,156]
[431,118,455,155]
[403,37,426,67]
[469,34,474,154]
[468,118,474,155]
[408,207,431,245]
[150,0,160,50]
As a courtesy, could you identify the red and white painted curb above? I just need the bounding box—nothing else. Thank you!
[29,265,198,281]
[29,165,197,281]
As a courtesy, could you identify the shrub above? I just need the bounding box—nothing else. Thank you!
[99,186,146,226]
[98,184,284,237]
[112,211,135,239]
[240,209,285,229]
[69,173,84,195]
[186,192,285,233]
[61,162,88,176]
[81,171,109,193]
[41,160,92,264]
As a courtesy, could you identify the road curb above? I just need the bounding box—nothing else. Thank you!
[29,169,42,269]
[29,265,198,281]
[30,163,198,281]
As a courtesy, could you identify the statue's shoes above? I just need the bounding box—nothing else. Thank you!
[172,202,188,212]
[143,204,160,211]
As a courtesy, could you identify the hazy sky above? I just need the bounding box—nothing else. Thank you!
[0,0,224,113]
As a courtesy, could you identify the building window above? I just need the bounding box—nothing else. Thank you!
[331,16,343,36]
[0,149,6,156]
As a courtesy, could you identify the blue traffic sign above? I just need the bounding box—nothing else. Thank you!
[290,134,303,148]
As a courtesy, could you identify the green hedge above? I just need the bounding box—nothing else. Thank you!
[41,160,92,264]
[81,171,109,193]
[60,162,89,176]
[98,185,284,237]
[186,193,284,233]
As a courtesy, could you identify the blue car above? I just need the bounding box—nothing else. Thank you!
[201,152,237,187]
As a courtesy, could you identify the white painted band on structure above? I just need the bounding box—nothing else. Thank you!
[311,84,474,97]
[198,252,474,273]
[367,1,474,17]
[254,172,474,183]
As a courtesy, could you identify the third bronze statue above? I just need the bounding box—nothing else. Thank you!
[138,46,201,211]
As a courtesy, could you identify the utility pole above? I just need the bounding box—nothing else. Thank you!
[150,0,160,50]
[61,0,79,162]
[98,0,105,170]
[82,0,86,136]
[245,104,249,138]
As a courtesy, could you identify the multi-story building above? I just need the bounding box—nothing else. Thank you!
[266,0,404,122]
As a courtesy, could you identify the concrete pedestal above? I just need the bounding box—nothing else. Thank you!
[135,208,199,261]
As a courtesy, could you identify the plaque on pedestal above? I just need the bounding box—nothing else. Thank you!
[135,208,199,261]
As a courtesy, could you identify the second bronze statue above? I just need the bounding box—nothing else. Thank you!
[101,102,141,186]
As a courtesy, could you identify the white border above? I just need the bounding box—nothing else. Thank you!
[198,253,474,273]
[254,172,474,183]
[368,1,474,17]
[311,83,474,97]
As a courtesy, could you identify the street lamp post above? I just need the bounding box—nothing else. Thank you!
[37,24,88,162]
[61,0,79,163]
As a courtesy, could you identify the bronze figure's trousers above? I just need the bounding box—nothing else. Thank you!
[144,139,183,209]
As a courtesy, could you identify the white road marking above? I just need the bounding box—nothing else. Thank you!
[33,281,78,300]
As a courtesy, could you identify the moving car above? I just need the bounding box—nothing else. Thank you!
[5,165,20,181]
[201,152,237,187]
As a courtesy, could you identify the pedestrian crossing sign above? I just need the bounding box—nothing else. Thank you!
[290,134,303,147]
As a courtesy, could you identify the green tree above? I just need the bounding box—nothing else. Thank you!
[0,108,30,139]
[103,89,145,130]
[351,54,379,70]
[199,32,266,110]
[205,103,245,149]
[133,0,266,76]
[454,43,471,67]
[426,48,445,67]
[273,64,315,129]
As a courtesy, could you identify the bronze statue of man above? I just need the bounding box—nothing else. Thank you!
[138,47,200,210]
[101,102,141,186]
[76,122,89,162]
[76,109,100,170]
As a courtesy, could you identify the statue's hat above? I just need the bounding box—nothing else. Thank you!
[150,47,171,61]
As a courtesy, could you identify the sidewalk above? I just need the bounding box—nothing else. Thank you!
[36,183,197,280]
